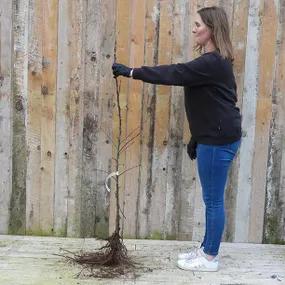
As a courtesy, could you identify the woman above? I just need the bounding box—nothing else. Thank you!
[112,6,241,272]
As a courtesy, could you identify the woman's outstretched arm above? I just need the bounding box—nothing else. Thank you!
[112,55,213,87]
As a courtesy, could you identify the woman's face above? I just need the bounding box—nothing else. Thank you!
[192,14,212,47]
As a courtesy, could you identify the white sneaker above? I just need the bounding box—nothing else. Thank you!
[177,246,203,260]
[177,249,219,272]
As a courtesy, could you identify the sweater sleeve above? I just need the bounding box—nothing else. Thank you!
[132,56,212,87]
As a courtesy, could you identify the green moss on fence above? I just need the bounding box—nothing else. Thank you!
[147,231,176,240]
[25,229,57,237]
[94,223,109,239]
[149,231,163,240]
[264,214,285,245]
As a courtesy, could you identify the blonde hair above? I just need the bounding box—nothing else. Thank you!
[196,6,234,61]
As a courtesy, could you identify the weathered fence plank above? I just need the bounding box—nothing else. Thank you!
[274,0,285,244]
[224,0,249,242]
[54,0,85,237]
[123,0,145,238]
[9,0,29,235]
[264,0,285,244]
[26,0,43,234]
[137,0,160,238]
[250,0,278,243]
[148,0,173,239]
[81,0,102,237]
[0,0,13,234]
[54,0,71,236]
[164,1,186,239]
[66,0,85,237]
[26,0,58,235]
[80,0,116,238]
[278,21,285,242]
[234,0,263,242]
[39,0,58,234]
[94,0,116,238]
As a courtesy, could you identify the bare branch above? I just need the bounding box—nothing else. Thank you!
[120,125,141,144]
[120,207,126,220]
[94,168,109,175]
[119,131,141,154]
[119,140,136,154]
[119,165,140,177]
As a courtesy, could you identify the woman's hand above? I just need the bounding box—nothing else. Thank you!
[112,63,132,78]
[187,137,197,160]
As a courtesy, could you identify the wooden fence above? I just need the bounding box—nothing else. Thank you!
[0,0,284,244]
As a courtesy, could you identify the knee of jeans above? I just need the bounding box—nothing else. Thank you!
[205,199,224,208]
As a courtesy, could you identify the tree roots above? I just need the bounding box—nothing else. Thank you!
[60,232,138,278]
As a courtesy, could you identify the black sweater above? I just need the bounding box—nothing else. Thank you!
[132,51,242,145]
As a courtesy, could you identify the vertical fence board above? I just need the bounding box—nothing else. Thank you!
[148,0,172,239]
[81,0,101,237]
[9,0,29,234]
[234,0,263,242]
[26,0,43,234]
[81,0,115,238]
[204,0,220,7]
[275,0,285,243]
[137,0,159,238]
[122,0,145,238]
[54,0,85,237]
[265,0,285,244]
[164,1,185,239]
[278,33,285,242]
[39,0,58,234]
[66,0,85,237]
[222,7,246,248]
[231,0,249,107]
[54,0,70,236]
[0,0,13,234]
[224,0,249,242]
[249,0,278,243]
[94,0,116,238]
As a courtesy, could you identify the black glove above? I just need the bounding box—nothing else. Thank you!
[187,137,197,160]
[112,63,132,78]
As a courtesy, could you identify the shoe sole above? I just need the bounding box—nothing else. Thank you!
[177,256,197,260]
[177,256,220,261]
[177,263,219,272]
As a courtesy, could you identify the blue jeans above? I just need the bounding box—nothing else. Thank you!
[196,140,241,256]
